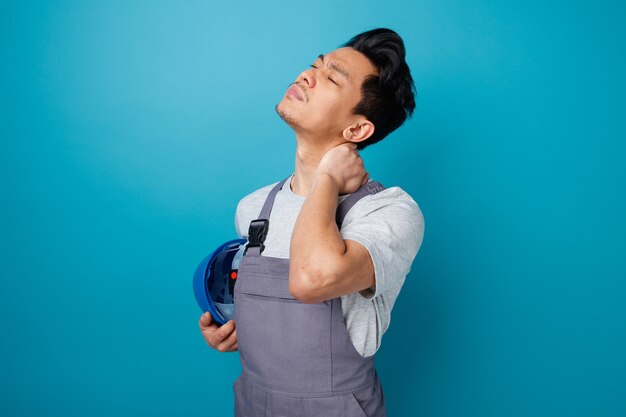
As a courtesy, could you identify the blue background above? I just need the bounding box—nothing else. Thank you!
[1,1,625,416]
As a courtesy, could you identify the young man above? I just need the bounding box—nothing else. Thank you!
[199,28,425,417]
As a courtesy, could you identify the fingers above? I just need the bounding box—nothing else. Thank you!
[343,142,358,152]
[208,319,237,351]
[216,326,238,352]
[198,311,213,329]
[199,312,238,352]
[199,316,218,335]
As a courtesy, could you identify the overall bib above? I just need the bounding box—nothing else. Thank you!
[233,175,387,417]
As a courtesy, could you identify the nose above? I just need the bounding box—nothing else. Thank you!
[298,67,316,89]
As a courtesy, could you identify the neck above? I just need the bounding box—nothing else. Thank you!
[291,131,345,197]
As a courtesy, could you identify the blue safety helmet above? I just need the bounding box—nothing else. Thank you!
[193,238,248,326]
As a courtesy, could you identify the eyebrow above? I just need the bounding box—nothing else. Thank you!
[317,53,350,80]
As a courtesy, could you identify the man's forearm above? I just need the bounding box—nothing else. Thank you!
[289,173,346,297]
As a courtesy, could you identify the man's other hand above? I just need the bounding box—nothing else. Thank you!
[198,311,238,352]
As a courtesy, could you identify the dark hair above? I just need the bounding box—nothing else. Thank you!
[340,28,416,150]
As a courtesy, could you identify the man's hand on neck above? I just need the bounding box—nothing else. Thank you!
[292,140,368,197]
[288,142,369,302]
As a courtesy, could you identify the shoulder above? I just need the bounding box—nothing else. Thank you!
[344,182,425,227]
[236,181,279,210]
[340,183,425,266]
[234,179,282,238]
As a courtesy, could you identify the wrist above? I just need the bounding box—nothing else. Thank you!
[313,171,340,194]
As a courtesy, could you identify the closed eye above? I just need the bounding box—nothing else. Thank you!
[309,64,339,86]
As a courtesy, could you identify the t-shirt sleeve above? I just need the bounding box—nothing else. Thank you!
[339,192,425,300]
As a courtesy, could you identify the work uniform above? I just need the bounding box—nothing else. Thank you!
[233,175,387,417]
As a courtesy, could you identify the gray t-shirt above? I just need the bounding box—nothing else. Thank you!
[234,172,425,357]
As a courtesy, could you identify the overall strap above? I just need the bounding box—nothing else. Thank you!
[335,180,386,229]
[245,175,291,256]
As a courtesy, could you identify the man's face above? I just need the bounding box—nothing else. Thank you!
[275,47,378,139]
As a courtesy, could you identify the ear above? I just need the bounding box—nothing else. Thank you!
[342,119,375,144]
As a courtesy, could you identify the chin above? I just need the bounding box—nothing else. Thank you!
[275,102,301,129]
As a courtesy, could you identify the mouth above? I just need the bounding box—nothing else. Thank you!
[286,84,304,101]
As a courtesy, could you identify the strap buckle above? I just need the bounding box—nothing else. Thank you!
[245,219,269,254]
